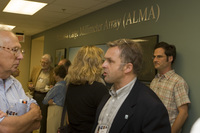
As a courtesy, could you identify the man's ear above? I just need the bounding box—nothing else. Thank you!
[124,63,133,73]
[168,56,173,63]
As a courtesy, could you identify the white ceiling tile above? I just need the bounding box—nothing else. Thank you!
[0,0,122,35]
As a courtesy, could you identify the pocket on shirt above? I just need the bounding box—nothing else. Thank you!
[16,103,27,116]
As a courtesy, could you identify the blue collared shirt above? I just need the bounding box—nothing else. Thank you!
[0,76,37,122]
[43,80,67,107]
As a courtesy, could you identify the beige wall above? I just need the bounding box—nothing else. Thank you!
[16,36,44,92]
[16,35,31,92]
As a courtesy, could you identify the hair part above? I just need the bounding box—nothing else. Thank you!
[67,46,104,85]
[154,42,176,64]
[107,39,143,75]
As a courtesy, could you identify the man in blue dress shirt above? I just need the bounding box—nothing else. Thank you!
[0,28,42,133]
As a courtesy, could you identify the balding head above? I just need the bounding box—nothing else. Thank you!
[58,59,71,74]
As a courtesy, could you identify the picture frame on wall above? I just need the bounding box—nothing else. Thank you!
[134,35,158,83]
[55,48,66,66]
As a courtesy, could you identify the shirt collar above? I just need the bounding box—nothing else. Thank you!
[57,80,66,84]
[156,69,175,80]
[109,77,137,97]
[0,76,15,91]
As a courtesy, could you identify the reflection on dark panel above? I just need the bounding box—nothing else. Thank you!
[134,35,158,83]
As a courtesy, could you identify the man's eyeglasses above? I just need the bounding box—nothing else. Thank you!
[0,46,25,56]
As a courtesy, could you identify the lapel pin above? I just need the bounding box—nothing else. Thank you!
[125,114,128,119]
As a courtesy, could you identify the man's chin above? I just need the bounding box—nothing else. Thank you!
[154,66,159,70]
[104,78,113,84]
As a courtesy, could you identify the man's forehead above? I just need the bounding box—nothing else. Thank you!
[0,30,15,38]
[154,48,165,55]
[105,47,121,60]
[104,50,114,59]
[106,46,120,54]
[41,58,49,62]
[0,31,20,47]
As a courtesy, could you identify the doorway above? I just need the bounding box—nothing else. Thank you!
[30,36,44,75]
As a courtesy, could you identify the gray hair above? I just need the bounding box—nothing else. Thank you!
[42,54,53,63]
[0,27,13,47]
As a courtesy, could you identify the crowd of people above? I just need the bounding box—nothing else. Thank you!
[0,27,195,133]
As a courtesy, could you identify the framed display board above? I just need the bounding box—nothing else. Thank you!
[55,48,66,66]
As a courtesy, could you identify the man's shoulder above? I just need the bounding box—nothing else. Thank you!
[32,66,42,71]
[56,81,67,87]
[10,75,20,83]
[169,71,187,83]
[134,80,164,104]
[134,80,150,90]
[8,76,23,91]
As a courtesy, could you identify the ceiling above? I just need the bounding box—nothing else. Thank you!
[0,0,121,36]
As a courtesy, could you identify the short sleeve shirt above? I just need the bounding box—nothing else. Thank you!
[150,70,191,125]
[0,76,37,122]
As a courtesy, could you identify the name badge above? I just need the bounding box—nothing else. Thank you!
[38,78,43,83]
[97,125,108,133]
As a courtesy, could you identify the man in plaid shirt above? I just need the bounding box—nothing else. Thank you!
[150,42,190,133]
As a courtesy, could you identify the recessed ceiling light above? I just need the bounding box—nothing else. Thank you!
[3,0,47,15]
[0,24,16,30]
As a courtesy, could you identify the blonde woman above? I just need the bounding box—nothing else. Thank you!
[65,46,108,133]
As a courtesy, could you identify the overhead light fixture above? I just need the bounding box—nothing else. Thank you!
[0,24,16,30]
[3,0,47,15]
